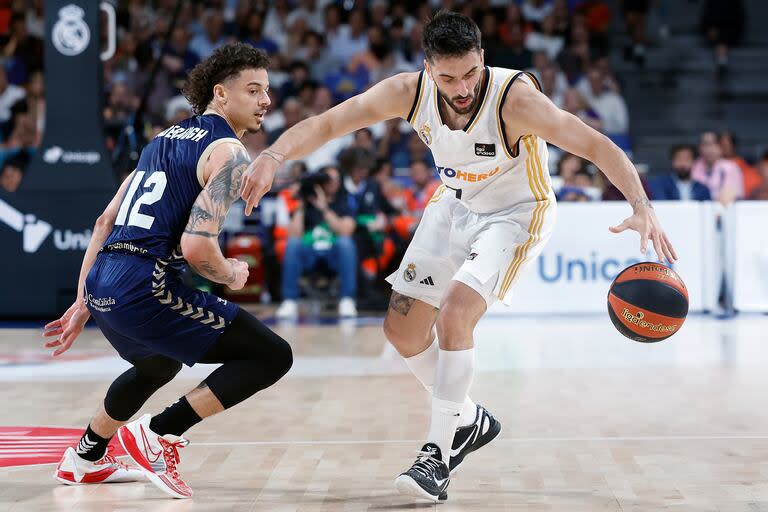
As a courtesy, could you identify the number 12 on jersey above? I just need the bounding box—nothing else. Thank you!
[115,171,167,229]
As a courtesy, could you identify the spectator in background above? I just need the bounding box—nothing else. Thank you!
[749,151,768,200]
[189,10,227,59]
[719,131,762,198]
[522,0,554,25]
[327,8,369,64]
[279,61,311,102]
[268,97,304,145]
[403,158,440,218]
[162,27,201,92]
[338,146,397,283]
[275,166,358,319]
[692,131,744,204]
[557,16,592,84]
[242,11,279,56]
[0,67,25,134]
[489,22,533,70]
[621,0,650,66]
[0,151,27,193]
[1,11,43,84]
[295,31,339,83]
[579,65,629,147]
[562,87,602,131]
[649,144,712,201]
[525,15,564,60]
[700,0,745,74]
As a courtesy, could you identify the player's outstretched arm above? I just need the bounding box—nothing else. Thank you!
[43,171,137,355]
[180,142,250,289]
[503,82,677,263]
[239,71,420,215]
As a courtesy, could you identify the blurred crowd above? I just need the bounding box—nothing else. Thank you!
[1,0,766,315]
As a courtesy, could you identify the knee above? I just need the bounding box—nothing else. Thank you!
[270,339,293,381]
[384,313,433,357]
[435,307,472,350]
[135,357,183,386]
[334,236,356,254]
[285,237,303,255]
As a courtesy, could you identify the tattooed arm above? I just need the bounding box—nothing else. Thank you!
[180,143,250,289]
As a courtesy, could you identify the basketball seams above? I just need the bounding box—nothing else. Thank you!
[610,279,689,319]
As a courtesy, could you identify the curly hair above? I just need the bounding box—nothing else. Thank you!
[183,42,270,115]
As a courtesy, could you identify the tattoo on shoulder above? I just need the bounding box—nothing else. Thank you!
[389,292,416,316]
[184,147,251,238]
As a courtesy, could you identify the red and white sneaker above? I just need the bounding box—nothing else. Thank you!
[117,413,192,499]
[54,445,145,485]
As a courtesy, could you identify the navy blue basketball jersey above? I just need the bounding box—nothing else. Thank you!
[104,113,243,264]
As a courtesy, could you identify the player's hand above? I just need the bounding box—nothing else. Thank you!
[43,301,90,356]
[609,203,678,264]
[227,258,249,291]
[240,151,281,216]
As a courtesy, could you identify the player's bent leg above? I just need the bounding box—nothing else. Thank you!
[55,355,183,486]
[438,281,501,475]
[383,292,439,358]
[117,308,292,499]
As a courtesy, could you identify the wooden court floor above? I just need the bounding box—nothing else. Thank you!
[2,312,768,511]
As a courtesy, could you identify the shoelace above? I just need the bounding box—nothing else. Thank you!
[411,449,443,479]
[96,446,130,470]
[159,438,187,479]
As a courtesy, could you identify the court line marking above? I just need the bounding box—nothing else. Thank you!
[4,435,768,472]
[194,435,768,446]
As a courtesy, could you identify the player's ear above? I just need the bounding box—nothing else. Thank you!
[213,83,227,105]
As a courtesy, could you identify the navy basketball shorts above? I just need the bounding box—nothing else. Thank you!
[84,252,238,366]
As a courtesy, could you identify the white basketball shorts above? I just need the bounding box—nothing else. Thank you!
[386,185,557,308]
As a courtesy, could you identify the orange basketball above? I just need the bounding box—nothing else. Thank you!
[607,262,689,343]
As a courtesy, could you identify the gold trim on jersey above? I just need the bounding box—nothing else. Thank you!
[498,136,551,298]
[195,138,244,188]
[407,70,426,126]
[427,184,447,205]
[465,68,494,134]
[495,73,517,159]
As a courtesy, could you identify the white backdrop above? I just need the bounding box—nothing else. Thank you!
[489,202,719,314]
[729,201,768,312]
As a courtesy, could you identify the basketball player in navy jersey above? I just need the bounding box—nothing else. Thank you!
[240,11,677,502]
[43,43,292,498]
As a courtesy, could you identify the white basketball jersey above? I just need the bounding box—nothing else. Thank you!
[407,66,554,213]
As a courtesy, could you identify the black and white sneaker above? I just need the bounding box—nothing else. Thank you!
[394,443,450,502]
[449,404,501,474]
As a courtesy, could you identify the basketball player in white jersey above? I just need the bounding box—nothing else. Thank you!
[240,11,677,502]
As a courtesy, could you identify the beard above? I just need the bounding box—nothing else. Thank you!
[437,75,484,115]
[675,168,692,180]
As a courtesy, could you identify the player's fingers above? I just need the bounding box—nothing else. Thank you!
[44,338,62,348]
[640,229,649,254]
[652,231,665,263]
[43,325,63,337]
[239,170,252,196]
[44,319,61,331]
[663,232,678,262]
[244,194,256,216]
[53,342,72,357]
[608,218,630,233]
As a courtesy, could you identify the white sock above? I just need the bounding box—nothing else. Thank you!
[427,348,475,462]
[404,339,478,427]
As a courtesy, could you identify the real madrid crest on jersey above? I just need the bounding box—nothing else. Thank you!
[52,4,90,57]
[418,123,432,146]
[403,263,417,282]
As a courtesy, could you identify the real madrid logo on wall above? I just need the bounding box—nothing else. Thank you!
[403,263,417,282]
[419,123,432,146]
[52,4,90,57]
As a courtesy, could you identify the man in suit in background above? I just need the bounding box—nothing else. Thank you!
[650,144,711,201]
